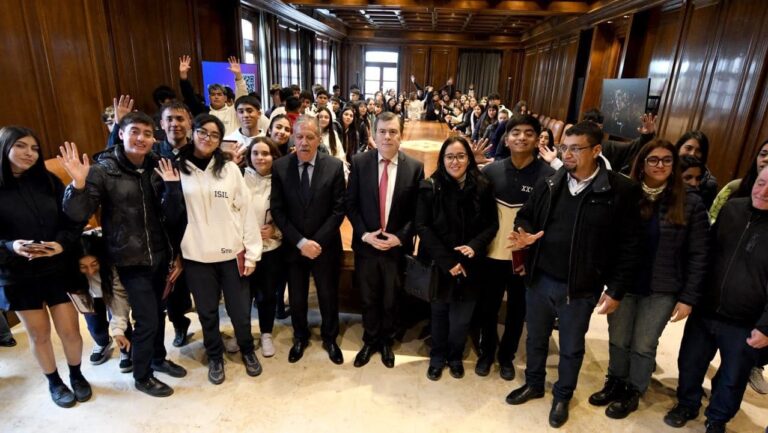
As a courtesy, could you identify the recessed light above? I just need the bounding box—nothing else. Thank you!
[607,20,613,24]
[623,15,629,18]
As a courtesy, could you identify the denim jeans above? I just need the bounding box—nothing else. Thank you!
[607,293,677,392]
[524,273,598,401]
[676,314,759,424]
[84,298,111,347]
[0,310,12,342]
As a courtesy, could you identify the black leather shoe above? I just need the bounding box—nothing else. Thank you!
[500,364,515,381]
[70,377,92,402]
[50,383,76,408]
[606,388,641,419]
[151,359,187,378]
[288,340,307,363]
[589,376,625,406]
[664,404,699,428]
[242,352,262,377]
[549,399,569,428]
[506,384,545,405]
[0,337,17,347]
[448,362,465,379]
[172,319,191,347]
[705,420,725,433]
[323,341,344,365]
[427,365,443,381]
[208,359,225,385]
[475,356,492,377]
[380,344,395,368]
[354,344,375,368]
[135,376,173,397]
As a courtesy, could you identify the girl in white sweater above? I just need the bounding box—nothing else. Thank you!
[243,137,284,357]
[157,114,262,385]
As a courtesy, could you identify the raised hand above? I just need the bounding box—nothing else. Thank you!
[227,56,242,80]
[470,138,493,164]
[538,143,558,163]
[113,95,135,124]
[507,227,544,251]
[57,142,90,189]
[638,113,657,135]
[179,55,192,80]
[154,158,180,182]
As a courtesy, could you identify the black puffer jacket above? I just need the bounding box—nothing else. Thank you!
[515,160,643,300]
[63,145,171,267]
[0,173,84,286]
[415,174,498,302]
[633,191,709,304]
[699,198,768,334]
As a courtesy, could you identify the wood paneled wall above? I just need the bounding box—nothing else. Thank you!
[0,0,238,159]
[519,0,768,183]
[520,36,579,121]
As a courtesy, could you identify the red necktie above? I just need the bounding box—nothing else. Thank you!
[379,159,390,230]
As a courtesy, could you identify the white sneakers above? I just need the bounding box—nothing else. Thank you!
[89,337,113,365]
[749,366,768,395]
[261,333,275,357]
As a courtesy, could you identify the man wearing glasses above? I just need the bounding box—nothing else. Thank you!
[505,121,643,428]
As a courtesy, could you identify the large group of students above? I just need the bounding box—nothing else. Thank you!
[1,55,767,433]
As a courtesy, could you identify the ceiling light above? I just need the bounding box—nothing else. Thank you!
[359,9,366,15]
[607,20,613,23]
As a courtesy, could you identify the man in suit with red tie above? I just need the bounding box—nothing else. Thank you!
[347,111,425,368]
[271,115,347,364]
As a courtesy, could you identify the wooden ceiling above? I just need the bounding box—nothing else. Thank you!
[282,1,594,35]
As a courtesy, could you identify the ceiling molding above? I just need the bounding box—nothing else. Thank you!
[241,0,348,40]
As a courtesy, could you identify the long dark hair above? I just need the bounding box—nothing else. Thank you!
[78,232,116,304]
[733,139,768,199]
[0,126,48,188]
[674,130,710,165]
[630,139,687,225]
[540,128,555,150]
[178,114,227,178]
[317,107,339,157]
[432,136,485,188]
[340,105,359,163]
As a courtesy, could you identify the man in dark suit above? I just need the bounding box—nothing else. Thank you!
[270,115,346,364]
[346,112,425,368]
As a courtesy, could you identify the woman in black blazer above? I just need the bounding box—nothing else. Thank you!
[415,136,498,381]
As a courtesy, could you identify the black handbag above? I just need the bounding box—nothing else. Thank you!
[403,254,438,302]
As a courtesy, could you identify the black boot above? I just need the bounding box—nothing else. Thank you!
[605,386,641,419]
[588,376,626,406]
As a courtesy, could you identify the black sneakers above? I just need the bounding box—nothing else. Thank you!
[135,376,173,397]
[208,359,225,385]
[242,352,262,377]
[49,383,76,408]
[151,359,187,378]
[589,376,626,406]
[664,404,699,428]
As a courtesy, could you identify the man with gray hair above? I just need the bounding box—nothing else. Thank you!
[270,115,347,365]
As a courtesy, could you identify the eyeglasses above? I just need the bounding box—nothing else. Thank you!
[195,129,221,142]
[558,145,592,155]
[645,156,674,167]
[444,153,468,163]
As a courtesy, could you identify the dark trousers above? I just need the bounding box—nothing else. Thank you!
[676,314,759,423]
[249,248,281,334]
[84,298,133,354]
[430,299,475,368]
[184,259,254,360]
[166,272,192,331]
[524,273,597,401]
[84,298,111,347]
[477,258,526,365]
[287,250,340,343]
[116,252,169,380]
[355,252,402,346]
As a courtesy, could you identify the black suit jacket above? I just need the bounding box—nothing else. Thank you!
[271,151,346,262]
[346,150,424,257]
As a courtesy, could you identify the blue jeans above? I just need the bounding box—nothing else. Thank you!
[676,314,759,424]
[0,310,12,342]
[84,298,111,347]
[607,293,677,392]
[524,273,598,401]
